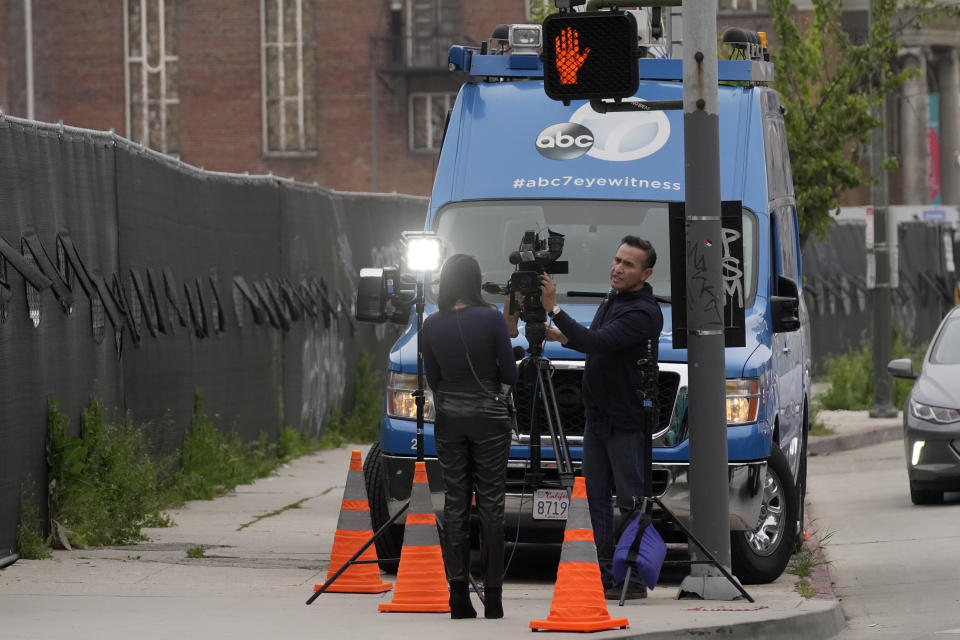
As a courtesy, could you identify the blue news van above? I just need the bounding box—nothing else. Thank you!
[360,22,810,584]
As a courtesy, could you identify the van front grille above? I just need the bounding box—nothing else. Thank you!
[513,369,680,440]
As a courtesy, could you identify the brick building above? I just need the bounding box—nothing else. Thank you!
[3,1,960,204]
[0,0,527,195]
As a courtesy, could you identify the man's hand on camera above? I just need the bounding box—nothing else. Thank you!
[545,325,568,345]
[540,274,557,311]
[504,293,521,338]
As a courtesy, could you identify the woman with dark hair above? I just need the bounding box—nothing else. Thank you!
[421,253,518,619]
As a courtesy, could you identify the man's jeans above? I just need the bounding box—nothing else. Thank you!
[582,418,647,587]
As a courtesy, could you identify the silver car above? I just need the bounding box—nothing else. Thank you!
[888,305,960,505]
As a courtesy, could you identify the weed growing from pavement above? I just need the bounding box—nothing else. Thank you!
[16,477,51,559]
[46,398,173,549]
[37,353,382,554]
[317,352,382,448]
[186,546,206,558]
[819,330,925,410]
[787,524,835,598]
[807,403,835,437]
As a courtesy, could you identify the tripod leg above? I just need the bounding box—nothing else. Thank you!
[652,497,754,603]
[618,567,631,606]
[536,362,573,482]
[306,501,409,604]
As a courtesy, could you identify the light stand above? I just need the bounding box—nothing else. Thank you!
[308,232,442,605]
[412,276,427,460]
[628,339,753,604]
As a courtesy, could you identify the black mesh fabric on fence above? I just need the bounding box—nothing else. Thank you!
[801,220,960,375]
[0,115,426,558]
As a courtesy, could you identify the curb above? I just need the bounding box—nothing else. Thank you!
[610,603,846,640]
[808,424,902,456]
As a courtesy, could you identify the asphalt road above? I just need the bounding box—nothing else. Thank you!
[807,438,960,639]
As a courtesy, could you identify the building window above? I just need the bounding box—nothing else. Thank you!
[718,0,769,10]
[124,0,180,155]
[409,92,455,152]
[261,0,317,154]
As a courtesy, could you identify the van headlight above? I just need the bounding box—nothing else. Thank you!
[726,378,760,425]
[910,398,960,424]
[386,371,436,421]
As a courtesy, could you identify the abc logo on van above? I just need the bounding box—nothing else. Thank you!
[535,123,594,160]
[535,102,671,162]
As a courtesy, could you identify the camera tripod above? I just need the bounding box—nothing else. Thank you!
[631,339,753,603]
[517,321,575,493]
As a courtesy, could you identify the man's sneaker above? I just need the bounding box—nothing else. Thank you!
[604,583,647,600]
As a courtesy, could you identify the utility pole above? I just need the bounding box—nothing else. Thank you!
[677,0,741,600]
[868,0,897,419]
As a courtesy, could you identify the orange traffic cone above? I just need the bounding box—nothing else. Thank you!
[315,450,392,594]
[530,476,629,632]
[378,461,450,613]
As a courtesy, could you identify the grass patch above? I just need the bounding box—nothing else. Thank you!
[819,330,925,410]
[186,546,206,559]
[237,497,311,531]
[794,579,815,598]
[46,398,173,549]
[16,477,51,560]
[807,403,835,437]
[318,352,382,449]
[35,351,384,554]
[787,524,835,598]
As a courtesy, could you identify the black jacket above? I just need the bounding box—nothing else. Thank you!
[552,283,663,429]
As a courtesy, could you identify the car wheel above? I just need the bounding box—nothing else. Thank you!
[731,446,798,584]
[910,485,944,505]
[363,440,403,574]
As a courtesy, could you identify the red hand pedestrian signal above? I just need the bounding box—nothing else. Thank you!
[542,11,639,102]
[554,26,591,85]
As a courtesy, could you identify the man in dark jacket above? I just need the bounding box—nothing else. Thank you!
[540,235,663,599]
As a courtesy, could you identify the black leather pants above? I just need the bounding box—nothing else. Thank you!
[434,385,513,588]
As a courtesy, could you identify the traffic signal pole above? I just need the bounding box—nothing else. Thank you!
[868,0,897,418]
[676,0,743,600]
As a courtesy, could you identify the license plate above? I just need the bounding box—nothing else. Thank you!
[532,489,569,520]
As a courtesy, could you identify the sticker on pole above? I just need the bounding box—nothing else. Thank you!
[532,488,569,520]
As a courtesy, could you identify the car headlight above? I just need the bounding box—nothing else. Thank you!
[726,378,760,425]
[386,371,436,421]
[910,398,960,424]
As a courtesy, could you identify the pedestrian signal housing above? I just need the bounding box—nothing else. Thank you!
[541,11,639,102]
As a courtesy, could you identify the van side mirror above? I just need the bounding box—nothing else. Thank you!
[771,275,800,333]
[887,358,917,380]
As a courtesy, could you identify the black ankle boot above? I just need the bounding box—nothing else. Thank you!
[484,586,503,619]
[449,581,477,619]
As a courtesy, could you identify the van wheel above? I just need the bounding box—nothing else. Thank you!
[731,446,798,584]
[363,441,403,574]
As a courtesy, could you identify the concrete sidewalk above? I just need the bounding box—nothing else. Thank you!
[0,410,900,640]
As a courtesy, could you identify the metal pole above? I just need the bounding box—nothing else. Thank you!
[25,0,34,120]
[677,0,742,601]
[868,0,897,418]
[415,279,426,459]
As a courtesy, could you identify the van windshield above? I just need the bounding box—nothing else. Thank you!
[432,200,756,305]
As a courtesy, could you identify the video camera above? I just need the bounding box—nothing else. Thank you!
[483,229,567,356]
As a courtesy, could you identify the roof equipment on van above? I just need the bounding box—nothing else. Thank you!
[489,23,542,55]
[721,27,769,62]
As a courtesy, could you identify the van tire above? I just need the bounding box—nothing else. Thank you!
[363,441,403,574]
[730,446,798,584]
